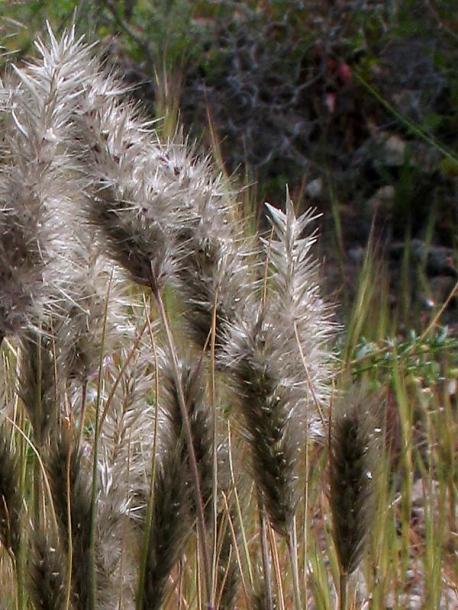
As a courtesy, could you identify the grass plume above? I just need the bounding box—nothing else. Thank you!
[224,198,334,536]
[330,388,380,607]
[0,24,416,610]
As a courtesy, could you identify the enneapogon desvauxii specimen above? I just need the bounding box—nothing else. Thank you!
[330,388,380,609]
[17,25,253,352]
[224,198,335,535]
[74,48,254,353]
[0,29,83,340]
[0,24,339,608]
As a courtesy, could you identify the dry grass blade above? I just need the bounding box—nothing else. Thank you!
[215,501,240,610]
[0,424,21,558]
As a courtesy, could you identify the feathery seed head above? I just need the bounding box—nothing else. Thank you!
[222,198,334,532]
[88,185,175,289]
[18,327,59,443]
[173,176,256,352]
[330,388,381,576]
[263,198,335,420]
[52,249,125,383]
[98,344,159,527]
[0,192,47,337]
[227,307,300,535]
[142,431,192,610]
[0,27,89,337]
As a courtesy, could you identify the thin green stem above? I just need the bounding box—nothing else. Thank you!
[88,276,112,610]
[288,519,302,610]
[136,328,160,610]
[339,571,348,610]
[355,72,458,164]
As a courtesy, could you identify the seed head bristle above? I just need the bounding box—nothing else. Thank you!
[53,250,123,384]
[263,198,335,426]
[0,27,87,337]
[173,172,256,352]
[45,430,110,608]
[223,199,335,534]
[98,345,159,529]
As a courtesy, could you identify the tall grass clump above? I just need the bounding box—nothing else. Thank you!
[5,22,457,610]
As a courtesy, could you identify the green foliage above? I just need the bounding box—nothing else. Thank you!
[347,325,455,383]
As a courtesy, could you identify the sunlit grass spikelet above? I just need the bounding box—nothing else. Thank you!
[225,197,334,534]
[263,197,335,423]
[0,26,87,338]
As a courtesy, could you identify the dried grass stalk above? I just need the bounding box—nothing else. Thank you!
[215,501,240,610]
